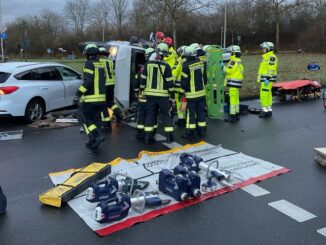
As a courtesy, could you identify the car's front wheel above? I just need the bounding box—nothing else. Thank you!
[25,99,45,123]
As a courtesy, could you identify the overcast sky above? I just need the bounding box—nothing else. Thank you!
[2,0,73,24]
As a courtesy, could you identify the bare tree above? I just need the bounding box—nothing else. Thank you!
[111,0,129,39]
[253,0,306,50]
[64,0,90,34]
[144,0,212,48]
[91,0,111,41]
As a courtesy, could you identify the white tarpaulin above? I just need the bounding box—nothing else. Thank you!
[49,142,290,236]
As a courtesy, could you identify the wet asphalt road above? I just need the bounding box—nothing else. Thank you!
[1,98,326,245]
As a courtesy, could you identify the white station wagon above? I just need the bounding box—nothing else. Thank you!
[0,62,82,122]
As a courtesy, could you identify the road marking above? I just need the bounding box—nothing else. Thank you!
[268,200,317,222]
[126,122,137,128]
[241,184,270,197]
[317,228,326,237]
[317,227,326,237]
[154,134,166,142]
[163,142,182,149]
[0,130,23,141]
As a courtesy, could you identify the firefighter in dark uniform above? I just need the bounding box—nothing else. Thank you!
[98,47,124,124]
[140,43,175,144]
[76,44,107,150]
[180,46,207,140]
[134,47,155,140]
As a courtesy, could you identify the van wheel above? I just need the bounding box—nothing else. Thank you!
[25,99,45,123]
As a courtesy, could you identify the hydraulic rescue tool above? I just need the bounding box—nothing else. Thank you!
[158,169,190,201]
[173,165,202,198]
[179,153,232,191]
[158,164,202,201]
[95,190,170,223]
[86,173,149,203]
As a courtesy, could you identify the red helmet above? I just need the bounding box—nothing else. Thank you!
[155,31,165,40]
[164,37,173,46]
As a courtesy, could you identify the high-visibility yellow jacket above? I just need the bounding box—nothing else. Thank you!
[181,58,207,99]
[78,57,106,103]
[100,58,115,86]
[224,55,244,88]
[172,56,187,92]
[164,47,178,69]
[257,51,278,83]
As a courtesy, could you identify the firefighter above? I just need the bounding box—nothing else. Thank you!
[134,47,155,140]
[163,37,178,69]
[180,46,207,140]
[223,45,244,123]
[98,47,124,124]
[140,43,175,144]
[172,45,187,126]
[190,43,207,77]
[258,42,278,118]
[75,44,106,150]
[155,31,165,45]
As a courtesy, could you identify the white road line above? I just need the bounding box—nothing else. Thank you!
[163,142,182,149]
[317,228,326,237]
[154,134,166,142]
[126,122,137,128]
[241,184,270,197]
[268,200,317,222]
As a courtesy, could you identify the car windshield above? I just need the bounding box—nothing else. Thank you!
[0,72,11,83]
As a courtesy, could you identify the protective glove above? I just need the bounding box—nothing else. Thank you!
[264,79,270,86]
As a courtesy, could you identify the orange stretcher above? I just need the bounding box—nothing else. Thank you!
[272,79,321,101]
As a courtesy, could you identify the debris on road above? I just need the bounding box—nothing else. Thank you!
[0,130,23,141]
[314,148,326,166]
[28,110,79,129]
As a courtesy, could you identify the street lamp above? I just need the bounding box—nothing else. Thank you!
[0,0,4,62]
[223,0,227,48]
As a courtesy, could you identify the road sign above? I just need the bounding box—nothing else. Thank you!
[1,32,7,40]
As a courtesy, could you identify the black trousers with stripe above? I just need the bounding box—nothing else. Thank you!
[144,96,173,134]
[80,102,106,135]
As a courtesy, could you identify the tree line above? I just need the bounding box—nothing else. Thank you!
[4,0,326,57]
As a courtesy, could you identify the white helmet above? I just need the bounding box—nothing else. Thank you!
[190,43,200,50]
[183,46,196,57]
[177,45,186,55]
[203,45,211,52]
[227,45,241,53]
[156,43,169,56]
[260,42,274,51]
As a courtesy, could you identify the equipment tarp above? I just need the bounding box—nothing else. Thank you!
[49,142,290,236]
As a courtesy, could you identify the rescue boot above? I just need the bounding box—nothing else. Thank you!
[259,111,269,118]
[182,129,196,140]
[135,129,145,140]
[145,132,155,144]
[166,132,175,144]
[267,111,273,117]
[225,114,237,123]
[91,130,106,149]
[197,127,206,138]
[236,113,240,121]
[85,131,97,150]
